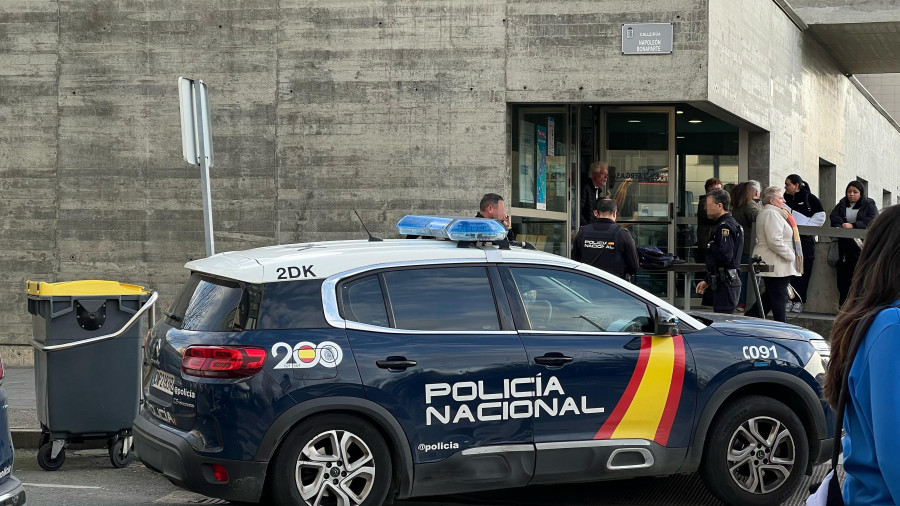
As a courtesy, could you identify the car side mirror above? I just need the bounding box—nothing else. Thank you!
[654,307,680,337]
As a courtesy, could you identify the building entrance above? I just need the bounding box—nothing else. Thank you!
[509,104,740,305]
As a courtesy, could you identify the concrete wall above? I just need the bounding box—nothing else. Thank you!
[707,0,900,313]
[788,0,900,24]
[2,0,896,362]
[505,0,709,104]
[857,74,900,127]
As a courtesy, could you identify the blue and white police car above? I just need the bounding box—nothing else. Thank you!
[134,215,833,506]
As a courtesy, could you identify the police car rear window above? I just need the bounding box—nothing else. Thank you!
[258,280,328,329]
[165,273,260,332]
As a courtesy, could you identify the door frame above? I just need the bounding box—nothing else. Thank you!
[509,105,573,254]
[600,105,678,302]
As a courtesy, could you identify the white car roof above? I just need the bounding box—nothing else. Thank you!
[184,239,577,284]
[184,239,705,330]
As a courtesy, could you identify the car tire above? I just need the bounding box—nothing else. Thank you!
[268,413,392,506]
[700,395,809,506]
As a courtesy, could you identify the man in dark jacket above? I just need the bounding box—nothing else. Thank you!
[829,181,878,306]
[696,177,723,263]
[580,162,608,226]
[572,199,639,279]
[696,189,744,314]
[476,193,516,241]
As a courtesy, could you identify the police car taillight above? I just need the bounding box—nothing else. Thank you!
[396,215,508,242]
[182,346,266,379]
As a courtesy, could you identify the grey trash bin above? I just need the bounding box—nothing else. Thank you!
[27,280,156,471]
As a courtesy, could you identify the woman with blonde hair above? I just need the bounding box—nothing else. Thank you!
[745,185,802,322]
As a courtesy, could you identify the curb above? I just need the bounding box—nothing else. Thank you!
[12,430,41,450]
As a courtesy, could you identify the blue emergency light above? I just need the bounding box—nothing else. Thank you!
[396,215,509,242]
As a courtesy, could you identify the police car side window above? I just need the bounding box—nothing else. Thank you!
[340,275,389,327]
[381,267,500,332]
[509,267,651,333]
[258,280,328,329]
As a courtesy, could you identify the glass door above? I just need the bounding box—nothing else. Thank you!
[509,105,571,256]
[603,108,676,300]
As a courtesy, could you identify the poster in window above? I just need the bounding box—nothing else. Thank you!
[519,121,535,204]
[548,117,555,156]
[547,156,566,199]
[536,126,547,210]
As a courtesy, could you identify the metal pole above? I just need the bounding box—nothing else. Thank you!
[193,82,215,256]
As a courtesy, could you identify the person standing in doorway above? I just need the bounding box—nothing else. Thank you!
[746,186,802,323]
[476,193,516,242]
[830,181,878,306]
[580,162,609,226]
[731,180,762,311]
[572,199,639,280]
[695,189,744,314]
[783,174,826,312]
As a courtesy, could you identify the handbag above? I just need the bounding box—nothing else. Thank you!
[827,239,840,268]
[806,304,899,505]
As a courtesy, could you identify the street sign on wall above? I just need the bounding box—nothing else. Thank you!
[622,23,674,55]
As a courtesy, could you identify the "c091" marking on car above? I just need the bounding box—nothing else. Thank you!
[743,345,778,360]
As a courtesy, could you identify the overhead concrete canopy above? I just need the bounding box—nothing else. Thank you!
[807,22,900,74]
[789,0,900,74]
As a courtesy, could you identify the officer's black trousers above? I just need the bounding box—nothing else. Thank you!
[711,281,741,314]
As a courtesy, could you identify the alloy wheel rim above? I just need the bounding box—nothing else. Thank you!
[295,429,376,506]
[726,415,795,494]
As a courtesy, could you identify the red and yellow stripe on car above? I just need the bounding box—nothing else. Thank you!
[594,334,686,446]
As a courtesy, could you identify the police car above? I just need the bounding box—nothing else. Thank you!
[134,215,834,506]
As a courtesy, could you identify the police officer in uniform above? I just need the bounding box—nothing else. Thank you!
[572,198,639,279]
[695,189,744,313]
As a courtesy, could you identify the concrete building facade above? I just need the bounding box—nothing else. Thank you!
[3,0,899,363]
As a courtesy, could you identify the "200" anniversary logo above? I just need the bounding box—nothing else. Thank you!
[272,341,343,369]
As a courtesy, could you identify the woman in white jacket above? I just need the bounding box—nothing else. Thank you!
[746,186,802,322]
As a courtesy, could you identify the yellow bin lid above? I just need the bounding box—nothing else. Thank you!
[26,280,149,297]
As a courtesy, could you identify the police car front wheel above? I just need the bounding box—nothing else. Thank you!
[699,395,808,506]
[268,414,393,506]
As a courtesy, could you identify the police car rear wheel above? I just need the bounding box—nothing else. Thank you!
[269,414,392,506]
[700,395,808,506]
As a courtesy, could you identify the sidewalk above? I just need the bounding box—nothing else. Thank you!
[5,366,42,449]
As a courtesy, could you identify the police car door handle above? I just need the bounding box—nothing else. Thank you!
[376,357,418,370]
[534,353,573,366]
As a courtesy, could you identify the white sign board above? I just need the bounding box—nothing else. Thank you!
[178,77,214,167]
[622,23,674,55]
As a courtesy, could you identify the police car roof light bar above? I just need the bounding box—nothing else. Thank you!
[396,215,509,243]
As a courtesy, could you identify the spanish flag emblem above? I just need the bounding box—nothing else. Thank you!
[594,334,686,446]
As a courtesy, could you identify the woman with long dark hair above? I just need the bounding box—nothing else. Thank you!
[731,181,761,311]
[830,181,878,306]
[783,174,826,312]
[824,205,900,504]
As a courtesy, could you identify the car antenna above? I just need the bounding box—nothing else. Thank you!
[354,211,383,242]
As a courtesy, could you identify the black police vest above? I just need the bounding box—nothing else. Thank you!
[581,223,626,277]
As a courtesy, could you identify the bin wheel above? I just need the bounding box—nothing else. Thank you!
[109,437,135,468]
[38,442,65,471]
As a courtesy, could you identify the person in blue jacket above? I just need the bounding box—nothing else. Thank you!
[824,204,900,505]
